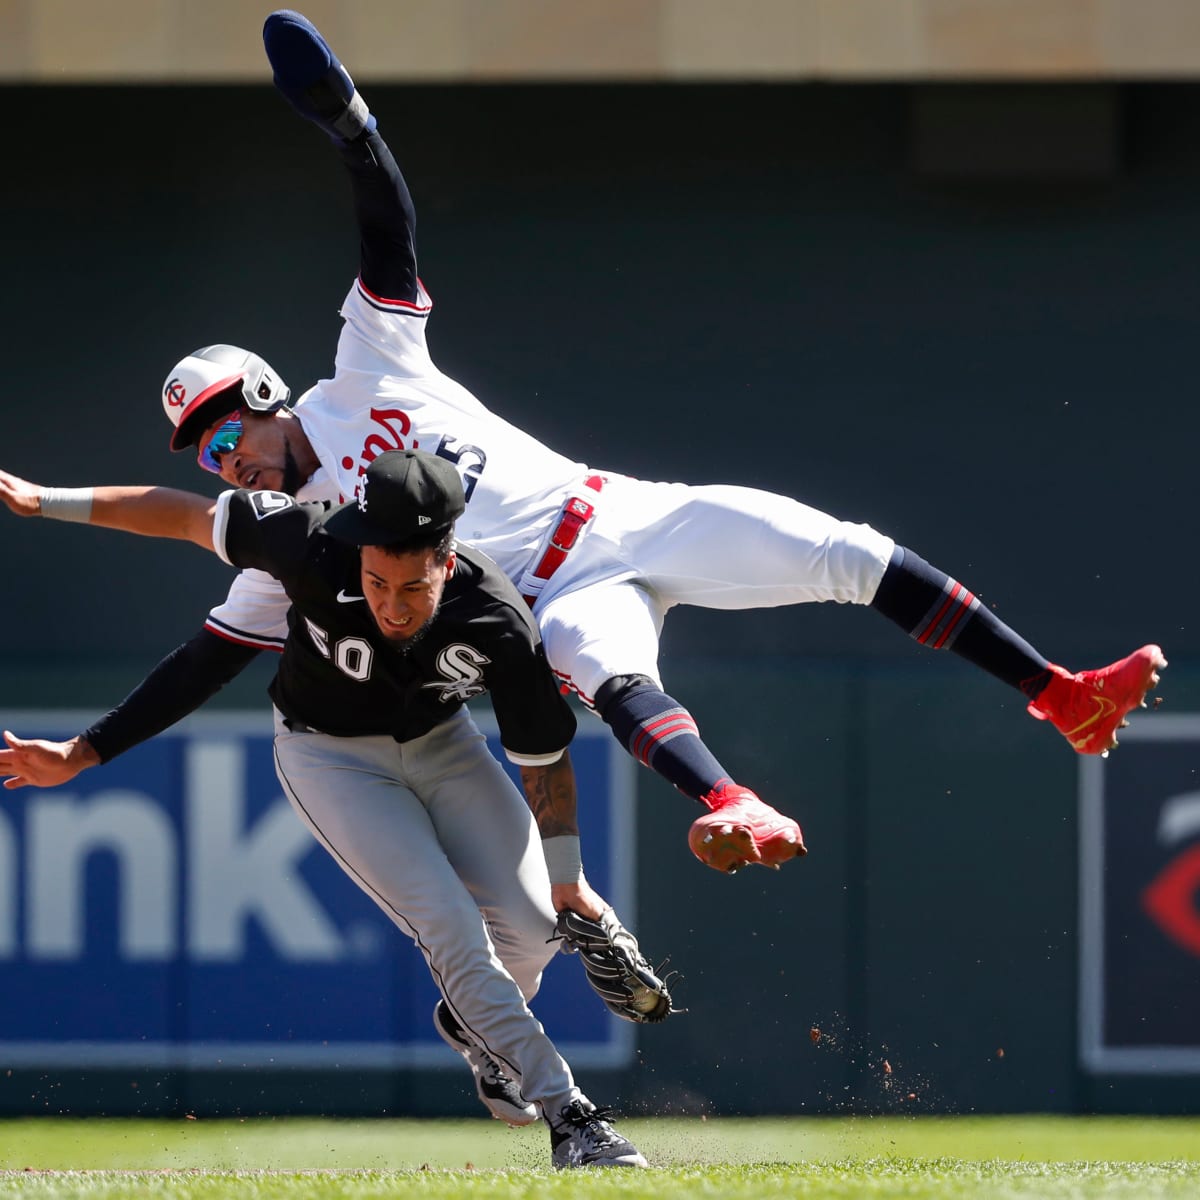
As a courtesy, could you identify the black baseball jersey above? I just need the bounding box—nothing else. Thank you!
[213,488,576,762]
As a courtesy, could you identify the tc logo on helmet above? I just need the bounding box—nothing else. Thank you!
[165,378,187,408]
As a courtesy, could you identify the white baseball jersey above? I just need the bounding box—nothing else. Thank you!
[205,279,588,649]
[206,278,895,702]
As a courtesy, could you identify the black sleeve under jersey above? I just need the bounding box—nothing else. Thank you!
[83,629,261,763]
[338,129,420,304]
[218,490,321,580]
[488,633,578,761]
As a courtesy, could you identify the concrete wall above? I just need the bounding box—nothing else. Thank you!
[7,1,1200,83]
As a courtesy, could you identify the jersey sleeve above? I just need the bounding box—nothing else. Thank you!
[205,567,291,652]
[332,277,436,379]
[213,489,318,579]
[488,633,578,766]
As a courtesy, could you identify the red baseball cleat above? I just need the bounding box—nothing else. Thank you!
[1026,644,1167,756]
[688,782,807,873]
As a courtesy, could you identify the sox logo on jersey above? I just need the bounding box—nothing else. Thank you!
[301,630,489,700]
[427,644,491,703]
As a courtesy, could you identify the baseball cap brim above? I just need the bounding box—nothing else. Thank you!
[169,376,246,451]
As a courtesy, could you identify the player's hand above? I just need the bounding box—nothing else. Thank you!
[0,731,100,790]
[551,879,609,920]
[0,468,42,518]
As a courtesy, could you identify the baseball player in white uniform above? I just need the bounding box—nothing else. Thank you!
[17,11,1166,880]
[0,449,651,1169]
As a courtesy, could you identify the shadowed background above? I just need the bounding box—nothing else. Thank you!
[2,2,1199,1120]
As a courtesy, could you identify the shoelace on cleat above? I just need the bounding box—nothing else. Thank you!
[477,1047,516,1086]
[558,1102,622,1145]
[446,1018,523,1097]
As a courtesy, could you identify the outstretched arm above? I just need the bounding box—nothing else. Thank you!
[518,750,610,920]
[262,9,419,304]
[0,730,99,790]
[0,465,260,789]
[0,469,243,789]
[85,630,262,762]
[0,467,217,552]
[340,131,420,306]
[0,629,260,791]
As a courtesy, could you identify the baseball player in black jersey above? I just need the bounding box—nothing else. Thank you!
[0,451,648,1170]
[5,10,1168,884]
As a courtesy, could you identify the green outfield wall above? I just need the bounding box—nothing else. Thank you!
[1,82,1198,1116]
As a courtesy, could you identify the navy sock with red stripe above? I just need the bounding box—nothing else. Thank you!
[871,546,1052,700]
[594,675,727,801]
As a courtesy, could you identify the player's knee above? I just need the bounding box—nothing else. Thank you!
[594,674,660,722]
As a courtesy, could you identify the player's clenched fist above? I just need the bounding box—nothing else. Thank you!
[0,731,100,790]
[0,467,43,518]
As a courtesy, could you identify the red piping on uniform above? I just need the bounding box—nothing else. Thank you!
[553,670,594,708]
[356,276,433,313]
[205,620,285,653]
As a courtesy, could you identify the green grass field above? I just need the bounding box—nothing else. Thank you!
[2,1116,1200,1198]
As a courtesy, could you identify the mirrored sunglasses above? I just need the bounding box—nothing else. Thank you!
[197,414,245,474]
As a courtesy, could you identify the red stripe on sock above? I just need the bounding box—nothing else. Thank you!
[631,729,653,764]
[645,713,698,736]
[916,582,963,645]
[931,590,977,649]
[648,717,699,741]
[632,715,699,765]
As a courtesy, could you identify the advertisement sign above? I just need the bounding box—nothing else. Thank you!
[0,709,634,1069]
[1080,715,1200,1073]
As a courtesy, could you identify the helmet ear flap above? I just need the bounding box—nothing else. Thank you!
[237,353,290,415]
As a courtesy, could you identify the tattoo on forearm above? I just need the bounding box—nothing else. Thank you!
[520,750,579,839]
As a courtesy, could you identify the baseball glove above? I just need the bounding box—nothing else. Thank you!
[553,906,676,1024]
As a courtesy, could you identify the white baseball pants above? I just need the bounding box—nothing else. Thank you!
[537,476,896,704]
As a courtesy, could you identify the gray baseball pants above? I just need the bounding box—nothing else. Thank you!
[271,706,581,1116]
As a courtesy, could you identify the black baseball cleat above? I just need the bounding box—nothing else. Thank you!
[550,1099,649,1169]
[432,1001,538,1127]
[263,10,375,141]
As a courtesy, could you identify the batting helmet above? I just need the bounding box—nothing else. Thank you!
[162,344,291,452]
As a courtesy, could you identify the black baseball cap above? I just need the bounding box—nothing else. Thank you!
[322,450,465,546]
